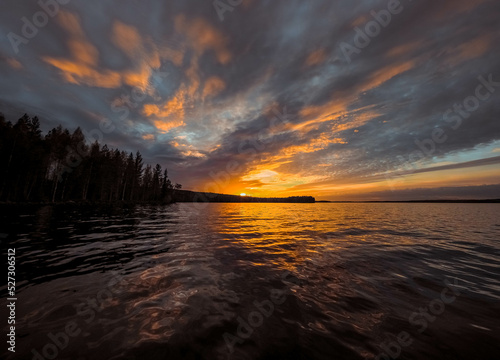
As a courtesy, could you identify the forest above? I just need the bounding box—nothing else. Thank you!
[172,190,315,203]
[0,113,181,203]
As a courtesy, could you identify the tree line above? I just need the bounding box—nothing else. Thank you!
[0,113,181,203]
[172,190,315,203]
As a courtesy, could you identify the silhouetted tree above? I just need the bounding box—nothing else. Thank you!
[0,113,180,203]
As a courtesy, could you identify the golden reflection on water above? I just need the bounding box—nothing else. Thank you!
[203,203,346,271]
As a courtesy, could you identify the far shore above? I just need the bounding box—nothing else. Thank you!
[0,197,498,207]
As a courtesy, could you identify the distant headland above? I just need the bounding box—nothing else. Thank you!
[172,190,315,203]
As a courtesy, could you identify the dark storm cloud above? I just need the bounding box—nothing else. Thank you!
[1,0,499,196]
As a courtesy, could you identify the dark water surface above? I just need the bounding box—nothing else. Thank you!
[1,203,499,359]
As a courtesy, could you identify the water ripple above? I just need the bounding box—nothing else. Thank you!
[1,203,499,359]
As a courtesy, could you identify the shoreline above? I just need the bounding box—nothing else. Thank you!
[0,199,498,206]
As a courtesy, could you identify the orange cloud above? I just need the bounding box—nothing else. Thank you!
[55,12,99,67]
[143,89,186,133]
[305,49,327,67]
[228,103,379,196]
[55,11,99,67]
[229,131,348,197]
[111,21,164,70]
[296,61,412,136]
[266,133,347,165]
[454,35,492,62]
[360,61,414,93]
[281,136,346,157]
[5,57,22,70]
[297,101,348,132]
[68,39,98,65]
[144,90,184,118]
[181,150,205,158]
[43,12,122,88]
[168,138,206,158]
[45,13,165,90]
[123,61,152,89]
[435,34,492,68]
[110,21,167,89]
[351,14,369,27]
[154,119,185,133]
[142,134,155,140]
[203,76,226,99]
[386,41,422,58]
[174,15,231,64]
[43,58,122,88]
[57,11,87,38]
[161,46,184,66]
[237,166,327,196]
[185,58,201,97]
[111,21,142,58]
[111,22,161,71]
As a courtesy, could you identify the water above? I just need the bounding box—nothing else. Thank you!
[1,203,499,360]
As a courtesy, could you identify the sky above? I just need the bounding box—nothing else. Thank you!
[0,0,499,200]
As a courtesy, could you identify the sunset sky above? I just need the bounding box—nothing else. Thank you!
[1,0,499,200]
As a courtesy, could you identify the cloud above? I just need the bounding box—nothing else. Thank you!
[304,49,327,67]
[3,57,23,70]
[111,21,142,59]
[143,90,186,133]
[343,184,500,201]
[174,14,231,65]
[0,0,499,198]
[42,12,122,88]
[403,156,500,176]
[203,76,225,99]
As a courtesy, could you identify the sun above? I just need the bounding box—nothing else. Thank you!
[240,193,247,196]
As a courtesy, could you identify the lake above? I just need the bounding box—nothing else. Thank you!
[1,203,499,360]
